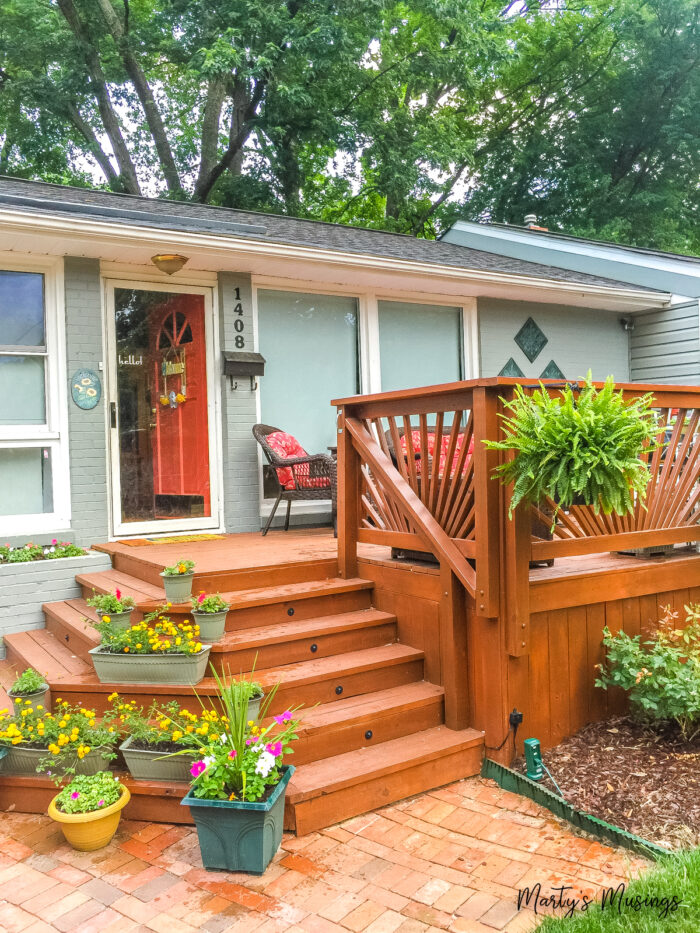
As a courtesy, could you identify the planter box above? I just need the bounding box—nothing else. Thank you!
[96,609,134,632]
[161,571,195,603]
[191,610,228,642]
[0,550,113,638]
[1,744,115,776]
[89,646,211,685]
[120,736,197,782]
[182,766,294,874]
[8,683,51,714]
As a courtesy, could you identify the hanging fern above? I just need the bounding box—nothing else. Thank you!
[485,374,663,517]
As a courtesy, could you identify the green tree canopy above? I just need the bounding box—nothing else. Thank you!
[0,0,698,253]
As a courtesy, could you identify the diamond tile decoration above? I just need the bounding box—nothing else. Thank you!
[514,317,547,363]
[540,360,565,379]
[499,357,524,377]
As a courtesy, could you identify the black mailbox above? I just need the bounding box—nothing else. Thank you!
[222,350,266,389]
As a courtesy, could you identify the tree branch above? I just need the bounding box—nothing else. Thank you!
[196,77,227,191]
[56,0,140,194]
[66,103,120,187]
[95,0,182,194]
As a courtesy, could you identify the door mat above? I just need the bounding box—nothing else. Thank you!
[117,534,225,547]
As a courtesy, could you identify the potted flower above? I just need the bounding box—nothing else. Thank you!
[113,694,203,782]
[191,592,230,642]
[86,588,136,631]
[89,608,211,685]
[48,771,130,851]
[160,559,195,603]
[181,670,299,874]
[8,667,50,714]
[0,699,118,776]
[485,375,661,522]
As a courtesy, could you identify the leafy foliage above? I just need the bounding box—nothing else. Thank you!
[596,605,700,740]
[86,588,135,615]
[94,608,205,655]
[485,376,661,517]
[183,668,298,802]
[0,541,86,564]
[107,692,219,751]
[162,559,195,576]
[0,1,697,250]
[9,667,46,696]
[54,771,123,814]
[191,592,229,614]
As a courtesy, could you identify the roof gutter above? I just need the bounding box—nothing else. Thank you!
[0,207,671,309]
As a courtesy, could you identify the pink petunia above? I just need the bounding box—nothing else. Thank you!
[70,791,80,800]
[245,737,259,746]
[197,592,205,604]
[51,539,57,545]
[190,760,207,777]
[98,800,105,807]
[228,749,237,759]
[116,588,121,601]
[266,741,282,757]
[274,711,292,724]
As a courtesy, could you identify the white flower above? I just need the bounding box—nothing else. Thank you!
[254,751,276,778]
[203,755,215,768]
[219,732,228,744]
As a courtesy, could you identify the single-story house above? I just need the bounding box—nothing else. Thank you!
[443,220,700,385]
[0,177,670,545]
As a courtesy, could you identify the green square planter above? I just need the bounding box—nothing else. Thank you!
[89,645,211,685]
[120,736,197,782]
[182,766,294,875]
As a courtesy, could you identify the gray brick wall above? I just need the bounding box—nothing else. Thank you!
[218,273,261,532]
[0,550,112,636]
[64,258,110,544]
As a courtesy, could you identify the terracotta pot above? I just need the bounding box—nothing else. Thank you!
[48,785,131,851]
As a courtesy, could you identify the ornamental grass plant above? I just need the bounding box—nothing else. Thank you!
[486,375,661,518]
[178,669,299,803]
[94,607,205,655]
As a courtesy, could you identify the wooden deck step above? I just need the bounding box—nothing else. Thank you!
[44,600,398,669]
[292,682,445,765]
[285,725,484,835]
[4,634,425,714]
[76,572,374,628]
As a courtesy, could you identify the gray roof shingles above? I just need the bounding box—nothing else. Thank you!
[0,176,659,292]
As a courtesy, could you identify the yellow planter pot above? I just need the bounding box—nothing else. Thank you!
[48,785,131,851]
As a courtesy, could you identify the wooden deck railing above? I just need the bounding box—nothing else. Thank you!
[333,379,700,726]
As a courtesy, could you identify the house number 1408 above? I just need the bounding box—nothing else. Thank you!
[234,286,245,349]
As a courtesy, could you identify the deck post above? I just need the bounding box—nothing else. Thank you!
[336,406,359,579]
[504,501,531,657]
[473,386,500,618]
[439,564,469,729]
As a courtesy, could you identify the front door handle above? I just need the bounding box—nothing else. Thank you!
[110,401,117,428]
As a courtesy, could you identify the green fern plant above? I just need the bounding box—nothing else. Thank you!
[485,374,662,517]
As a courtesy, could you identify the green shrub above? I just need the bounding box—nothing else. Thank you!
[485,374,661,517]
[162,559,195,576]
[54,772,123,814]
[596,606,700,740]
[9,667,47,696]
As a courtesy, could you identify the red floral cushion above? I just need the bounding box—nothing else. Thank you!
[266,431,331,491]
[398,431,474,475]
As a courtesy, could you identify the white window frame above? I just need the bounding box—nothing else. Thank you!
[251,276,478,520]
[0,254,70,536]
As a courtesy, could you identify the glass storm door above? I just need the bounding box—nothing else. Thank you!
[111,287,215,532]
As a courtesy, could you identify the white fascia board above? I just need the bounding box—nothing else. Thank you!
[0,206,671,310]
[446,221,700,281]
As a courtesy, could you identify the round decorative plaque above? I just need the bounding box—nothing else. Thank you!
[71,369,102,410]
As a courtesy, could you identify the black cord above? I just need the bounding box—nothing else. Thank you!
[485,721,519,753]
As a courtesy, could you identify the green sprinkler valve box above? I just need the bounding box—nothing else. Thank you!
[524,737,544,782]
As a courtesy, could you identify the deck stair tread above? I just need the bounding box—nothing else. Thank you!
[293,682,443,732]
[76,569,164,603]
[288,725,484,803]
[4,634,423,691]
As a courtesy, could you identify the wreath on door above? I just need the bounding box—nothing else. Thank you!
[157,309,192,409]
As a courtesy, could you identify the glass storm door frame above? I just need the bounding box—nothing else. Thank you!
[105,279,223,538]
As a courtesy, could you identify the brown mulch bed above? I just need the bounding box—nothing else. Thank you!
[514,716,700,850]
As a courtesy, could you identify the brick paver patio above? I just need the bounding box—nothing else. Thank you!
[0,776,650,933]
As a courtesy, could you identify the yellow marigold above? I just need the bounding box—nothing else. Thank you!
[108,692,119,702]
[171,731,183,741]
[124,647,130,653]
[102,615,111,623]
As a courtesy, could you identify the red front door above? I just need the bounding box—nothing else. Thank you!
[114,288,212,525]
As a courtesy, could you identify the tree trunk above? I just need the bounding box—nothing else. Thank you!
[57,0,140,195]
[196,77,227,192]
[94,0,182,195]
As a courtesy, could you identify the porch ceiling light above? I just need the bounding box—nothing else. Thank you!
[151,253,188,275]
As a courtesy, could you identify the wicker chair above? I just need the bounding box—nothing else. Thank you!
[253,424,337,536]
